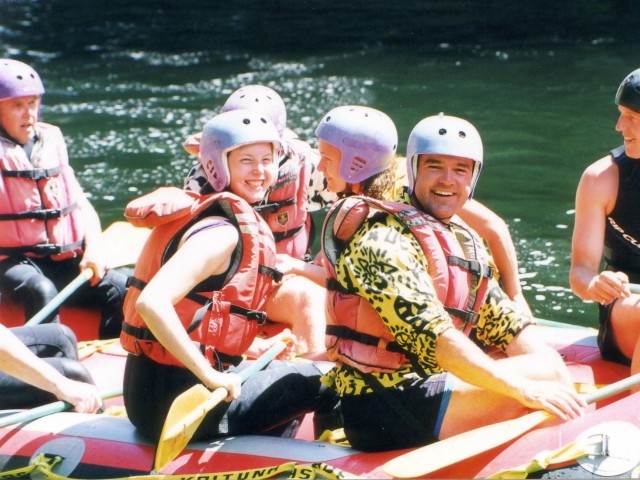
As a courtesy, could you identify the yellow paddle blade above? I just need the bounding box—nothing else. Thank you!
[383,409,552,478]
[153,341,288,472]
[154,384,228,472]
[101,221,151,269]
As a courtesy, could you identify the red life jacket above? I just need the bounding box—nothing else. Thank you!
[322,196,494,373]
[120,187,279,369]
[254,136,313,259]
[0,123,84,260]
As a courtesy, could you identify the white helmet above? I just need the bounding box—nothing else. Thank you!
[315,105,397,184]
[199,109,282,192]
[406,113,483,197]
[221,85,287,136]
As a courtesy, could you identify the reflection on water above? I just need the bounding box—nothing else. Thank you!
[1,1,637,326]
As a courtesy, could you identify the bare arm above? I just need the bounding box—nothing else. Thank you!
[569,156,630,304]
[275,253,326,286]
[435,327,584,420]
[135,219,242,398]
[0,324,101,412]
[75,187,107,284]
[458,199,531,314]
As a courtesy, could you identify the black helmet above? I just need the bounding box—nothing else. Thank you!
[615,68,640,113]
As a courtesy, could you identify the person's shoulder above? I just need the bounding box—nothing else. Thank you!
[579,153,619,189]
[36,121,63,134]
[35,122,65,141]
[576,153,619,203]
[583,153,616,175]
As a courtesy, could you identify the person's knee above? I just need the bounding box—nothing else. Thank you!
[97,269,128,339]
[56,358,96,385]
[21,274,60,323]
[22,273,58,304]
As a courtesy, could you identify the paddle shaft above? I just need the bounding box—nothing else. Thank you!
[22,221,150,327]
[383,372,640,478]
[0,387,122,428]
[24,269,94,326]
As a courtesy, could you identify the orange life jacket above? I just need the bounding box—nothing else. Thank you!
[322,196,494,373]
[0,123,84,260]
[120,187,279,368]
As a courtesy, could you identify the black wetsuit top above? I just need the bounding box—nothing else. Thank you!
[604,146,640,283]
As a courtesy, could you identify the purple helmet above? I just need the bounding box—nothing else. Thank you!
[315,105,398,184]
[221,85,286,136]
[199,109,282,192]
[0,59,44,101]
[406,113,483,197]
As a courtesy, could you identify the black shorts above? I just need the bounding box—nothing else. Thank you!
[340,372,451,452]
[123,353,337,441]
[597,300,631,366]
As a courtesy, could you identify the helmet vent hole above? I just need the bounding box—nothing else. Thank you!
[438,128,447,135]
[459,131,466,138]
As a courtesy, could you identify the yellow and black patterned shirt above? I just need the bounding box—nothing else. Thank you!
[321,210,533,397]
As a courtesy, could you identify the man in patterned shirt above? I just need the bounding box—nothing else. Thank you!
[321,113,586,451]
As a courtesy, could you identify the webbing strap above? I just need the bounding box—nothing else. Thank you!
[1,453,355,480]
[253,196,296,216]
[0,239,83,255]
[2,165,62,179]
[0,202,77,221]
[326,324,404,354]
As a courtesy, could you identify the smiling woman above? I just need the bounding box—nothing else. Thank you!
[119,108,339,442]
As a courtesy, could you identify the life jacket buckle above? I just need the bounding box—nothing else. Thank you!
[246,310,267,325]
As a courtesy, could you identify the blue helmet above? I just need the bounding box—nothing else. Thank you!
[199,109,282,192]
[406,113,483,197]
[315,105,397,184]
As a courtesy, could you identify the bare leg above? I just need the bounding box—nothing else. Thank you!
[439,351,575,438]
[610,295,640,389]
[264,274,327,358]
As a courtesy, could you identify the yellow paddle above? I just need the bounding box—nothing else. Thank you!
[383,372,640,478]
[153,340,289,472]
[24,221,150,326]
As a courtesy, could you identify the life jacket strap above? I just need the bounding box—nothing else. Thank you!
[272,224,304,243]
[253,196,296,216]
[326,325,405,354]
[120,322,244,367]
[0,239,83,256]
[259,264,283,282]
[0,202,77,221]
[2,166,63,180]
[447,255,494,278]
[444,306,479,326]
